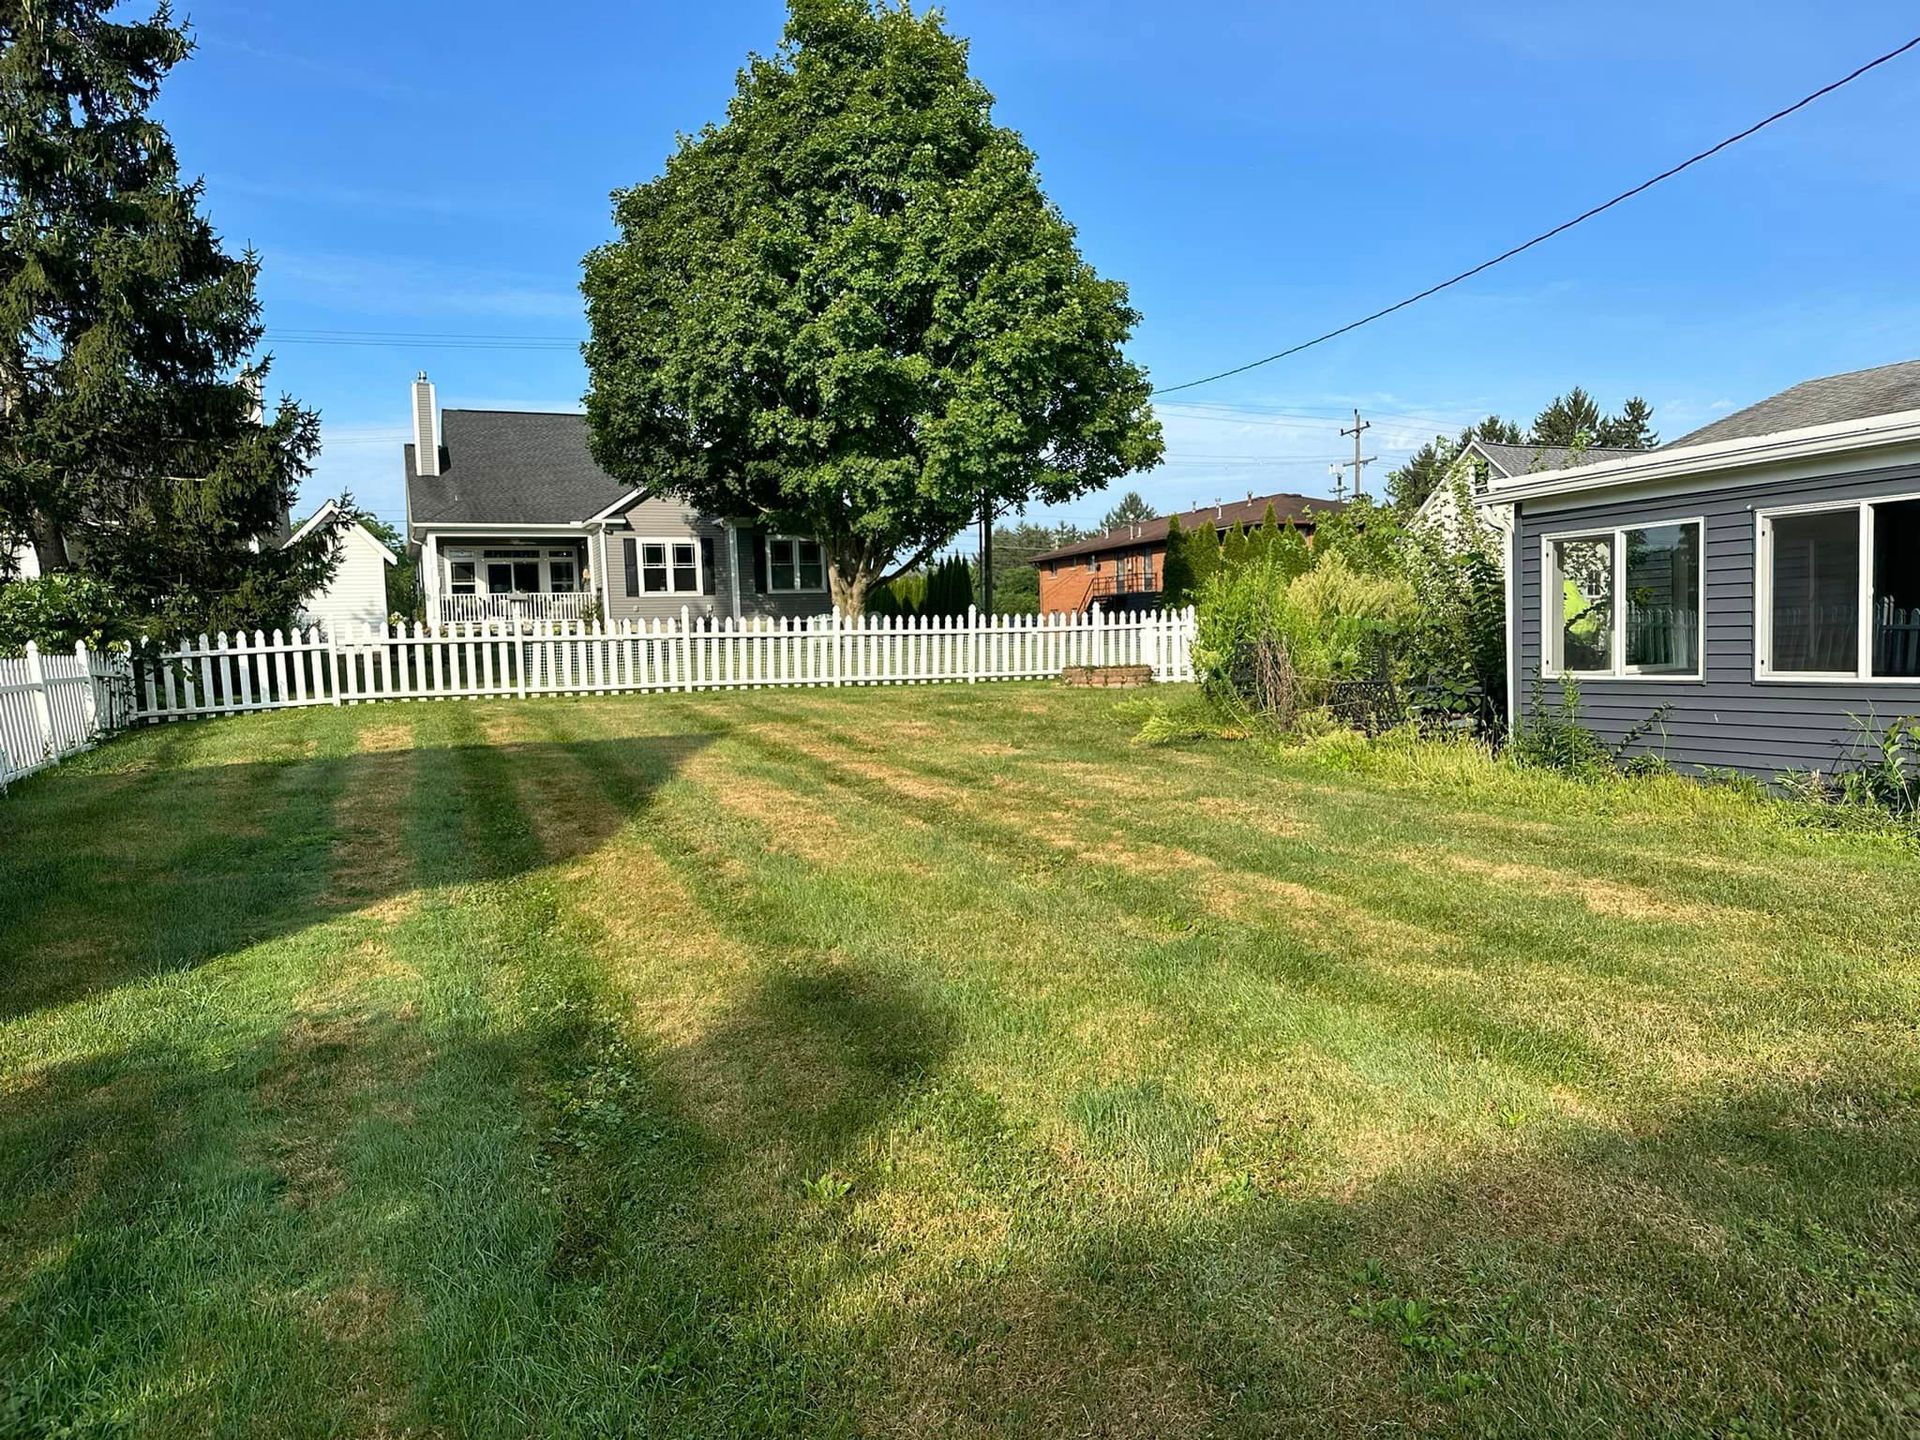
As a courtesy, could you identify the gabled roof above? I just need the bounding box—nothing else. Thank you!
[406,409,631,527]
[1667,359,1920,448]
[1467,439,1644,480]
[1029,491,1343,566]
[285,499,397,565]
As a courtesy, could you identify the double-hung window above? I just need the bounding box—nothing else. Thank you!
[624,538,700,596]
[1758,495,1920,679]
[767,537,825,592]
[1544,519,1702,679]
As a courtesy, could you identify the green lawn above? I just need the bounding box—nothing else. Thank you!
[2,685,1916,1438]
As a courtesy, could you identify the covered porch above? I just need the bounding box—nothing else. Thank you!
[424,532,597,624]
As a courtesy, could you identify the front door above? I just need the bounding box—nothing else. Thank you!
[486,560,541,594]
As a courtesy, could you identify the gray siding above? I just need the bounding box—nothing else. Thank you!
[602,496,831,624]
[1515,459,1920,776]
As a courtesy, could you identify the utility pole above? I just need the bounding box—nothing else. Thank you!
[1326,463,1347,504]
[1337,408,1376,501]
[978,496,994,611]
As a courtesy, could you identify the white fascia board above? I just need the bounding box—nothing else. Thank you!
[410,521,590,535]
[1479,409,1920,507]
[287,498,398,565]
[581,488,648,524]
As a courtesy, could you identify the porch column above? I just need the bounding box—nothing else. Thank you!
[423,533,441,624]
[725,521,743,620]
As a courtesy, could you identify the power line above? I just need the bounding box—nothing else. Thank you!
[1151,32,1920,397]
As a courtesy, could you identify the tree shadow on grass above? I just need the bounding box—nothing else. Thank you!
[862,1069,1920,1438]
[0,735,713,1025]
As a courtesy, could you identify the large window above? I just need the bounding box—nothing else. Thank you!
[449,561,476,596]
[624,538,700,596]
[1760,496,1920,680]
[1545,519,1702,679]
[768,537,825,592]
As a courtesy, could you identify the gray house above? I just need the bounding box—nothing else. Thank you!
[403,374,833,626]
[1487,359,1920,776]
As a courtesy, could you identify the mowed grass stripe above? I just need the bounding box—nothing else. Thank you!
[3,686,1917,1437]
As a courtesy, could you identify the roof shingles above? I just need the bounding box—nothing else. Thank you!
[1668,359,1920,449]
[407,410,630,526]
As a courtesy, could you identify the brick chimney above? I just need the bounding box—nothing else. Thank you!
[412,372,439,477]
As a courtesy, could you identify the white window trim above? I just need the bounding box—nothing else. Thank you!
[1540,516,1706,682]
[632,535,704,596]
[765,534,827,594]
[1754,490,1920,685]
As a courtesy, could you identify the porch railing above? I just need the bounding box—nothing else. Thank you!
[440,592,596,623]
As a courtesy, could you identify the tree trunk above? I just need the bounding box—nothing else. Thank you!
[29,515,71,572]
[828,558,872,616]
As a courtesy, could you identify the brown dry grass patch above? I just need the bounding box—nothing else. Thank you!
[685,750,846,864]
[1435,852,1731,925]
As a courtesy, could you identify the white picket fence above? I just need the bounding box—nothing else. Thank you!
[127,606,1195,723]
[0,642,133,787]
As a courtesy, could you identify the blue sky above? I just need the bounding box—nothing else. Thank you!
[157,1,1920,535]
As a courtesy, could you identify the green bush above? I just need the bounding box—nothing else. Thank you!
[0,574,139,656]
[1192,549,1410,725]
[1396,474,1508,728]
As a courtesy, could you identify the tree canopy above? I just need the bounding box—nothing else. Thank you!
[0,0,334,636]
[581,0,1163,613]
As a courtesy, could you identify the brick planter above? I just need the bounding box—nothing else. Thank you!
[1059,664,1153,689]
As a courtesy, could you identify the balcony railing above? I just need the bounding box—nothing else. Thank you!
[1087,574,1160,599]
[440,592,596,623]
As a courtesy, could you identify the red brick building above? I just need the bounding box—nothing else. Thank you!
[1030,491,1343,614]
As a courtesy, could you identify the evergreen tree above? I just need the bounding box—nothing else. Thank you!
[1599,396,1658,448]
[0,0,333,635]
[921,554,974,617]
[1220,521,1251,571]
[1099,490,1155,534]
[1187,518,1222,593]
[1270,520,1312,583]
[1160,514,1196,607]
[1529,389,1657,450]
[1245,502,1282,567]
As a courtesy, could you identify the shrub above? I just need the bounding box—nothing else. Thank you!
[1161,515,1196,607]
[1192,550,1411,728]
[0,574,139,656]
[1395,473,1508,729]
[1506,673,1614,779]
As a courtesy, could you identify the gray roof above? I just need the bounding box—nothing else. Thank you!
[406,410,630,526]
[1469,439,1644,479]
[1668,359,1920,449]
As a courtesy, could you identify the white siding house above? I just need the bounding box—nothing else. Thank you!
[3,541,40,579]
[287,501,397,635]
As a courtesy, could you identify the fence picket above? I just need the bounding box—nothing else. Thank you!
[91,607,1190,730]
